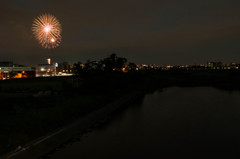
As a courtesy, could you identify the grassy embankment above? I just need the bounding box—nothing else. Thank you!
[0,73,146,155]
[1,70,240,155]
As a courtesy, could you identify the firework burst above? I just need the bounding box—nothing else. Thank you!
[32,14,62,49]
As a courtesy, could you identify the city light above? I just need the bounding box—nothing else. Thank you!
[47,58,51,65]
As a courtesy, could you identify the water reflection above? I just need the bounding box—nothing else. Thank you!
[52,87,240,158]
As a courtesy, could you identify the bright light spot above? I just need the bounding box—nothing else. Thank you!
[44,25,51,33]
[121,67,127,72]
[47,58,51,65]
[51,38,55,43]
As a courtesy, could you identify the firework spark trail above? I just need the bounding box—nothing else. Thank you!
[32,14,62,49]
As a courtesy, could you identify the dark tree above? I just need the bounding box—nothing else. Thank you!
[128,62,137,72]
[101,53,127,72]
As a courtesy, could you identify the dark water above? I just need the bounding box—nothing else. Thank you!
[52,87,240,158]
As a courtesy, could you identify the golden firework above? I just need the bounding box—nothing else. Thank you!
[32,14,62,49]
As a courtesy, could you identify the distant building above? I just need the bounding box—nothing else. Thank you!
[0,61,35,80]
[207,62,223,69]
[57,62,72,73]
[36,64,56,77]
[36,61,74,77]
[56,62,74,75]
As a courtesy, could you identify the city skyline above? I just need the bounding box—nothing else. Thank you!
[2,0,240,157]
[0,0,240,65]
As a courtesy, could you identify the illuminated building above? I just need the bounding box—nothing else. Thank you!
[56,62,74,76]
[207,62,223,70]
[0,61,35,80]
[36,64,56,77]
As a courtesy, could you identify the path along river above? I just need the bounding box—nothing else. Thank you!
[52,87,240,158]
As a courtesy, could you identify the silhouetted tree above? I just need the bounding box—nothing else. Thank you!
[84,61,100,72]
[101,53,127,72]
[128,62,137,72]
[73,53,129,75]
[116,57,127,71]
[73,62,83,76]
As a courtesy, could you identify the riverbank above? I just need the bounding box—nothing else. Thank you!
[0,74,145,156]
[51,87,240,159]
[2,90,145,159]
[2,70,240,158]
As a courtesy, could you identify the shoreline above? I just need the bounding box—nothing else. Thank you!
[2,71,240,158]
[1,90,145,159]
[2,83,240,159]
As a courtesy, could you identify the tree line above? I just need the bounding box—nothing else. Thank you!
[73,53,137,75]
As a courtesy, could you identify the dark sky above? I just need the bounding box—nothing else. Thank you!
[0,0,240,65]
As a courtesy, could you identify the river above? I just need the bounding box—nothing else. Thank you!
[52,87,240,158]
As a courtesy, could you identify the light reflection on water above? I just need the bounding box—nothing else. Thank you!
[52,87,240,158]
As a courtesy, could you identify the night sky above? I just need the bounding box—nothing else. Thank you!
[0,0,240,65]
